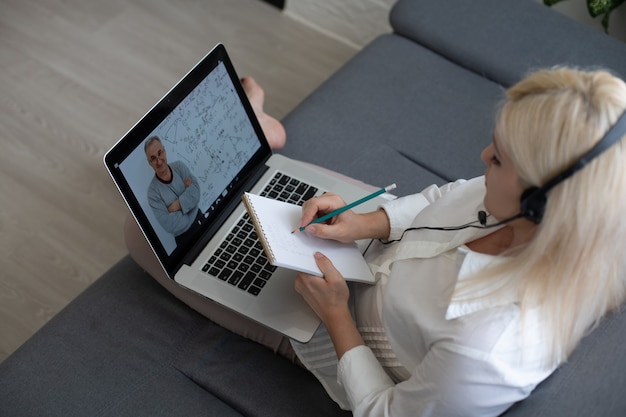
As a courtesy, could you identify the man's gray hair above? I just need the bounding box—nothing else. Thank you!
[144,136,162,153]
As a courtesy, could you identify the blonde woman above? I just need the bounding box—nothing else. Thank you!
[295,67,626,416]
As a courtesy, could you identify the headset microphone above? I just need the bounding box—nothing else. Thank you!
[478,210,488,226]
[477,210,524,229]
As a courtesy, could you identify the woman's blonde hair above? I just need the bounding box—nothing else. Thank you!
[458,67,626,366]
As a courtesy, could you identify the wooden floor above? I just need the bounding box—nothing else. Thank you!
[0,0,357,362]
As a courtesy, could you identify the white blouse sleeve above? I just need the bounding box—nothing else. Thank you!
[338,340,545,417]
[381,180,467,241]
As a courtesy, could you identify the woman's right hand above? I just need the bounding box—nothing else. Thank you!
[299,193,390,242]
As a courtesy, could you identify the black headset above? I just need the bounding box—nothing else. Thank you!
[519,109,626,224]
[381,110,626,245]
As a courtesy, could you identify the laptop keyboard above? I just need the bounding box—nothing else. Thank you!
[201,172,319,296]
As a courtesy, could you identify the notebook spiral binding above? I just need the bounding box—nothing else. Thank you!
[241,193,276,264]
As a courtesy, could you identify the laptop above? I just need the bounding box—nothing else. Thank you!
[104,43,386,342]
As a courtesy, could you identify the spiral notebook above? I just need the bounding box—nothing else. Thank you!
[242,192,376,284]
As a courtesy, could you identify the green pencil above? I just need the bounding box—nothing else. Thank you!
[292,183,397,233]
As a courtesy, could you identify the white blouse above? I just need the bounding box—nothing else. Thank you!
[291,177,556,416]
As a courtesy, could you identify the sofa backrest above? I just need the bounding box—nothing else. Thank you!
[390,0,626,87]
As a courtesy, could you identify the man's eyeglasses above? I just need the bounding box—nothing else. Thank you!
[148,148,165,165]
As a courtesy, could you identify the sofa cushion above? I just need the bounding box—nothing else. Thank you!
[390,0,626,87]
[0,256,348,417]
[172,317,351,417]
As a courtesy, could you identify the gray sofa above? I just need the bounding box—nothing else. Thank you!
[2,0,625,416]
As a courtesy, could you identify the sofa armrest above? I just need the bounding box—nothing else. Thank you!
[390,0,626,87]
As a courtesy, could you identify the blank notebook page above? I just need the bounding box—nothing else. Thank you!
[242,192,375,283]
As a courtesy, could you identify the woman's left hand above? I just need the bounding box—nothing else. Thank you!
[295,252,365,359]
[294,252,350,325]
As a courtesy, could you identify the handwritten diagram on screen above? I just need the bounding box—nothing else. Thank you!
[148,61,260,212]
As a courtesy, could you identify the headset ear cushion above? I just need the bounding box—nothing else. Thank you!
[520,187,546,224]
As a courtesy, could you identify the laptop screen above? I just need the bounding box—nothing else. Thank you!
[105,44,271,275]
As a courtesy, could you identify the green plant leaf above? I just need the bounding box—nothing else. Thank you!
[587,0,611,17]
[545,0,625,33]
[587,0,625,16]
